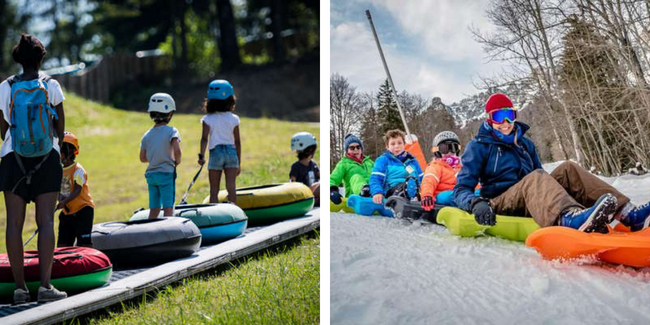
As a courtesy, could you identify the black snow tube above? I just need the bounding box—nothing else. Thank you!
[92,217,202,267]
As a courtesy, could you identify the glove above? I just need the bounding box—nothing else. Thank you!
[359,185,371,197]
[330,186,342,205]
[471,197,496,226]
[421,196,434,211]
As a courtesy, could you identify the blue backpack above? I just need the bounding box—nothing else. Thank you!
[7,73,58,158]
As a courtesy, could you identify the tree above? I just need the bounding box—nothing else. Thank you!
[376,79,403,134]
[330,74,363,167]
[559,16,634,175]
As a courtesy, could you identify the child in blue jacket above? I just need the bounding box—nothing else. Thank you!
[370,129,423,204]
[454,93,650,233]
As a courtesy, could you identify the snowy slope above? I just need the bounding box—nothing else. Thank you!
[330,163,650,325]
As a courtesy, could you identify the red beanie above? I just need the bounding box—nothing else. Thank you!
[485,93,513,114]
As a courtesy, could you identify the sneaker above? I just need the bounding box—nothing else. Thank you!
[13,288,29,304]
[560,194,617,233]
[620,202,650,231]
[37,285,67,303]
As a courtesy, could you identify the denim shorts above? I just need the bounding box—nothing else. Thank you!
[145,172,176,209]
[208,144,239,170]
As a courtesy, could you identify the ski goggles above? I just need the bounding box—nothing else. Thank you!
[489,108,517,124]
[438,141,460,155]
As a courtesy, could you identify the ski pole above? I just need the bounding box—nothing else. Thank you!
[23,229,38,247]
[180,164,203,205]
[365,9,411,135]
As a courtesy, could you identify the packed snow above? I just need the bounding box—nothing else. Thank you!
[330,163,650,324]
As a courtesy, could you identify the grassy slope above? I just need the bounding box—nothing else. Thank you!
[0,93,319,253]
[78,233,320,325]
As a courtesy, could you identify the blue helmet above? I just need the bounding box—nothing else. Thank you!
[207,79,234,100]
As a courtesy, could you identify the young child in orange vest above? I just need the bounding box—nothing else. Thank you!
[56,131,95,247]
[420,131,462,211]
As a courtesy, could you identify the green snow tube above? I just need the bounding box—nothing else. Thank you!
[203,183,314,225]
[0,247,112,298]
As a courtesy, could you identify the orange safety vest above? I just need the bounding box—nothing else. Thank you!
[60,162,94,215]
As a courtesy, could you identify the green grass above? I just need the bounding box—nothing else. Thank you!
[70,233,320,325]
[0,93,319,253]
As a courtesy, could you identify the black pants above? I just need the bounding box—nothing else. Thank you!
[57,206,94,247]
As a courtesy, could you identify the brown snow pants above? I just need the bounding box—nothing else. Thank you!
[489,161,630,227]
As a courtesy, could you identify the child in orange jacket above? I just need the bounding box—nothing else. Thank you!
[421,131,462,211]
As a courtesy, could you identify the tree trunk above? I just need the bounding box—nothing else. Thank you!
[271,0,285,63]
[216,0,241,71]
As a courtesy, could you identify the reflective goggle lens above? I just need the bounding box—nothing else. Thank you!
[438,142,460,154]
[490,108,517,123]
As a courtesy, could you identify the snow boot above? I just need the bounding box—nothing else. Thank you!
[618,202,650,231]
[359,185,371,198]
[560,193,617,233]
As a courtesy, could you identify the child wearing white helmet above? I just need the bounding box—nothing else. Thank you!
[198,79,241,204]
[290,132,320,205]
[140,93,181,219]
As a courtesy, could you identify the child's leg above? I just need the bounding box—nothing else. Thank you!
[224,168,238,204]
[146,173,162,219]
[209,170,223,203]
[159,173,176,216]
[4,191,27,290]
[74,207,94,247]
[310,182,320,206]
[34,191,58,289]
[57,212,75,247]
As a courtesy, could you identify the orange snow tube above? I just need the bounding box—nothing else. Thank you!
[526,226,650,268]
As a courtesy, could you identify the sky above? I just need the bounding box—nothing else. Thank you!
[330,0,510,104]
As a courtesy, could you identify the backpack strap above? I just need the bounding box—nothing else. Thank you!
[6,75,19,87]
[11,153,51,193]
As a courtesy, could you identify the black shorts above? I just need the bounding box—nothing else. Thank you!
[0,150,62,202]
[58,206,94,247]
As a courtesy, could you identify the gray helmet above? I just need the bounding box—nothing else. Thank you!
[433,131,460,147]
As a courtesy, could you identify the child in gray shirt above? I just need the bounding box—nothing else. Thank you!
[140,93,181,219]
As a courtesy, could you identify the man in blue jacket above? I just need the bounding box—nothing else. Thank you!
[454,93,650,233]
[370,129,423,204]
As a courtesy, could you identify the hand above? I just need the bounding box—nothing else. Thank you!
[405,133,418,144]
[372,194,384,204]
[236,168,241,176]
[421,196,434,211]
[198,153,205,166]
[330,186,342,205]
[56,201,65,211]
[471,197,496,226]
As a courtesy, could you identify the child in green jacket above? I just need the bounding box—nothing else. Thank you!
[330,134,374,204]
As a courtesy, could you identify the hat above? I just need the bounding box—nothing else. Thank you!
[343,134,363,154]
[485,93,514,114]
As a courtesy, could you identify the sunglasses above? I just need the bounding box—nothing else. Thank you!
[348,145,361,150]
[438,141,460,155]
[490,108,517,124]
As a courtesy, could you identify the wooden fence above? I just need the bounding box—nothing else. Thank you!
[53,54,172,104]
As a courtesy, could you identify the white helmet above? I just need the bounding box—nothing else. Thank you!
[433,131,460,146]
[147,93,176,113]
[291,132,317,151]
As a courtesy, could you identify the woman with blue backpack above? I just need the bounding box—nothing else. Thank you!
[0,34,67,303]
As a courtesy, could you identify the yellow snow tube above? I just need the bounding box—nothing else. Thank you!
[203,183,314,225]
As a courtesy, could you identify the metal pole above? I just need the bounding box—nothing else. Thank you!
[365,9,411,135]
